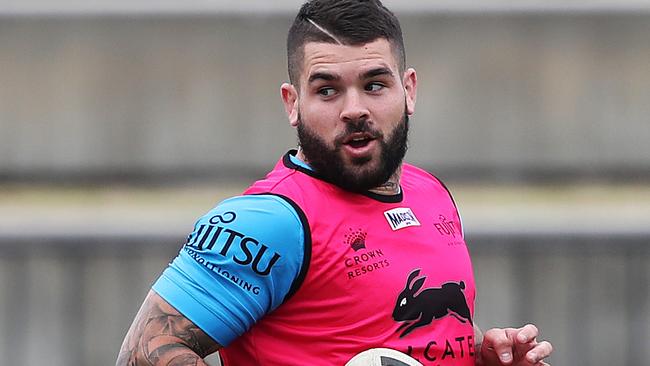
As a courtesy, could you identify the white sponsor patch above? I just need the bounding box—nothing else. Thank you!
[383,207,421,231]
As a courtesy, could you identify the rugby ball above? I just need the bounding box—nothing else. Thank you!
[345,348,424,366]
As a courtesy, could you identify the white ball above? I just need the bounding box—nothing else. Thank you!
[345,348,424,366]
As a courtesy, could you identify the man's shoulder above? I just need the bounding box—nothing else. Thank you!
[189,194,306,241]
[244,151,302,192]
[401,162,456,197]
[401,162,439,183]
[197,194,306,236]
[244,151,327,203]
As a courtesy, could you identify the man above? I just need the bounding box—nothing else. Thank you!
[117,1,553,365]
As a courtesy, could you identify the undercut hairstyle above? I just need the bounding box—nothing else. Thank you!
[287,0,406,86]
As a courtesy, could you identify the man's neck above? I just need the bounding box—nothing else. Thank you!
[368,167,401,196]
[296,148,402,196]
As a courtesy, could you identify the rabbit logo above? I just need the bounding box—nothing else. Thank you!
[392,269,472,338]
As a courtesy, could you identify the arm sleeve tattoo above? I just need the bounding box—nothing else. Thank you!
[116,290,221,366]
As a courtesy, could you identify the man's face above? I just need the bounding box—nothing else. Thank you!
[297,110,409,192]
[281,38,417,191]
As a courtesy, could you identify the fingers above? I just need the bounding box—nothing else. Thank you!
[482,327,518,364]
[525,340,553,364]
[515,323,538,344]
[516,324,540,363]
[481,324,553,365]
[515,324,553,364]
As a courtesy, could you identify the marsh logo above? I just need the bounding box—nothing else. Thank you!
[384,208,421,231]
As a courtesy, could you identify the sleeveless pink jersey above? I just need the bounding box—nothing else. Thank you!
[220,152,476,365]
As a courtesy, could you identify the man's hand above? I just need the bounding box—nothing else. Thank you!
[478,324,553,366]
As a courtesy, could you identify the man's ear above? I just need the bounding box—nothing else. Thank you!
[281,83,300,127]
[403,68,417,116]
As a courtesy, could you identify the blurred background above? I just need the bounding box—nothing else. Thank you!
[1,0,649,365]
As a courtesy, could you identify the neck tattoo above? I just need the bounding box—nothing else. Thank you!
[369,170,401,196]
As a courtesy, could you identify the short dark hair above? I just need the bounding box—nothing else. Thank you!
[287,0,406,85]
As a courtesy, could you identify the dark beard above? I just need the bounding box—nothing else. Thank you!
[296,112,409,193]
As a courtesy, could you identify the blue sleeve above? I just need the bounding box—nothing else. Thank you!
[152,194,308,346]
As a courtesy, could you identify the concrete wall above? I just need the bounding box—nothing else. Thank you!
[1,14,649,181]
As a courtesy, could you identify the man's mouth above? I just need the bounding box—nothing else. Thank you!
[342,133,376,149]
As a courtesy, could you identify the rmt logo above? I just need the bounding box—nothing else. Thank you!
[392,269,472,338]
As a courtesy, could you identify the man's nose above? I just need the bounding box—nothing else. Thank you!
[339,89,370,123]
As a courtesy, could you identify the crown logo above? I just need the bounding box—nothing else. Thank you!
[345,228,367,251]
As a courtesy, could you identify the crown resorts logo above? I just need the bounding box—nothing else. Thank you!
[342,228,390,280]
[345,228,367,251]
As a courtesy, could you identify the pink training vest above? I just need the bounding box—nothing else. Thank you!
[220,153,476,366]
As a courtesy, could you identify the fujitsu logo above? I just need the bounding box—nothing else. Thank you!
[185,211,281,276]
[384,207,421,231]
[434,215,458,237]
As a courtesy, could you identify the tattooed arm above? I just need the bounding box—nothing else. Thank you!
[116,290,222,366]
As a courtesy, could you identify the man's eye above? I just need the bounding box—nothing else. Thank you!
[318,87,336,97]
[366,83,384,92]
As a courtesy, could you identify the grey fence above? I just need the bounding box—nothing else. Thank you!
[0,231,647,366]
